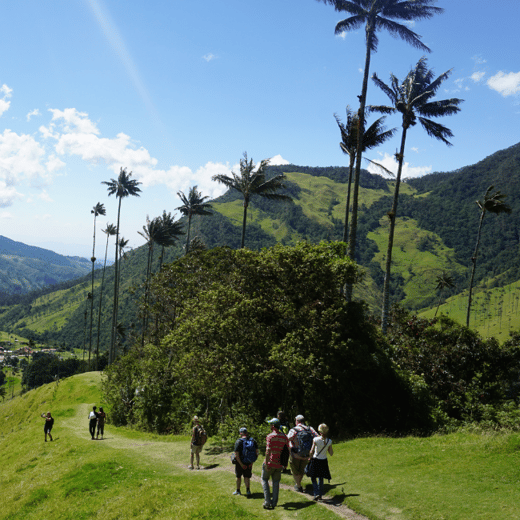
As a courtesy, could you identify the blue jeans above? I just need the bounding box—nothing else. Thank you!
[311,476,324,497]
[261,464,282,507]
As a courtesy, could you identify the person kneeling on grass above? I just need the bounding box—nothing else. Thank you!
[233,427,259,496]
[41,411,54,442]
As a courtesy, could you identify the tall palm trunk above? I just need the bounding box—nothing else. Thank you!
[95,232,111,370]
[110,197,122,363]
[141,243,154,348]
[185,215,192,254]
[381,127,408,334]
[89,215,98,369]
[346,32,372,301]
[466,212,485,328]
[241,200,249,249]
[343,154,356,243]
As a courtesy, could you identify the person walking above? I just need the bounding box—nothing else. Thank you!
[189,416,206,470]
[88,406,98,440]
[96,407,106,439]
[287,414,318,492]
[261,418,288,510]
[233,427,259,496]
[41,411,54,442]
[306,423,333,501]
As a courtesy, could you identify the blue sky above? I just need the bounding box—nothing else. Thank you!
[0,0,518,257]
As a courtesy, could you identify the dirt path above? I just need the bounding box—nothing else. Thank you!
[64,404,369,520]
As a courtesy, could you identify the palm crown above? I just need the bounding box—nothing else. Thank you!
[212,153,291,248]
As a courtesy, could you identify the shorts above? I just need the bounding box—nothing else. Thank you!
[235,463,253,478]
[290,456,308,476]
[191,443,203,454]
[44,425,53,433]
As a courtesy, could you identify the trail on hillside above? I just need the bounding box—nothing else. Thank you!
[64,404,368,520]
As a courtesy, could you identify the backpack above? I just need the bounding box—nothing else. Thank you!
[296,426,314,457]
[241,437,258,464]
[280,443,290,467]
[194,425,208,446]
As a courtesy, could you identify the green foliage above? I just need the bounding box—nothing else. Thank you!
[105,242,429,435]
[388,307,520,426]
[21,352,88,390]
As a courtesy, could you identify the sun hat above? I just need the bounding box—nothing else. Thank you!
[267,418,280,428]
[239,427,248,434]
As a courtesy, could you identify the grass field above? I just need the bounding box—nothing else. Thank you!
[2,373,520,519]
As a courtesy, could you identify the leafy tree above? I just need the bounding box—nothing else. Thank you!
[371,57,463,333]
[157,210,184,269]
[466,186,511,327]
[89,202,106,369]
[176,186,212,254]
[22,352,87,390]
[102,167,141,362]
[105,242,428,435]
[212,153,291,248]
[335,107,395,242]
[317,0,442,299]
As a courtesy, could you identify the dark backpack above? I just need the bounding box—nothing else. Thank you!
[280,443,290,467]
[241,437,258,464]
[194,425,208,446]
[296,426,314,457]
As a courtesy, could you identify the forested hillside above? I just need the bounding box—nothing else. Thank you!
[1,141,520,349]
[0,235,92,295]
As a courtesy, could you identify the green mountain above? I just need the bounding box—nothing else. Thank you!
[0,235,92,295]
[2,142,520,347]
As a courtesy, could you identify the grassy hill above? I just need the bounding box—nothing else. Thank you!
[2,372,520,519]
[2,142,520,348]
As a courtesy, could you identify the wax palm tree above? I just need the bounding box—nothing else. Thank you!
[102,167,141,362]
[157,210,184,269]
[466,186,511,328]
[370,57,463,334]
[88,202,105,369]
[212,153,291,248]
[317,0,442,280]
[176,186,212,254]
[95,223,116,370]
[434,272,455,317]
[335,108,395,242]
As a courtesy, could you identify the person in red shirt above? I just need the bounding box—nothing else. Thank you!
[261,418,288,509]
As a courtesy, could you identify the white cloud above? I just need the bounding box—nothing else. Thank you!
[203,53,216,62]
[0,182,22,208]
[367,152,431,179]
[0,210,14,219]
[26,109,41,121]
[472,55,487,65]
[269,154,290,165]
[38,190,53,203]
[487,71,520,97]
[471,71,486,83]
[411,147,419,153]
[0,83,12,117]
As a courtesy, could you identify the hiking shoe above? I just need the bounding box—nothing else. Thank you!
[294,485,303,492]
[188,465,194,470]
[246,489,252,497]
[233,490,241,495]
[263,503,272,510]
[196,466,201,470]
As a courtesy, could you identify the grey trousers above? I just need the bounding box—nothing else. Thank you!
[261,463,282,507]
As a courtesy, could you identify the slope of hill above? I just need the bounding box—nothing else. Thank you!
[2,373,520,519]
[1,141,520,347]
[0,235,92,294]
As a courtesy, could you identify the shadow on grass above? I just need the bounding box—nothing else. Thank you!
[282,500,316,511]
[202,464,219,470]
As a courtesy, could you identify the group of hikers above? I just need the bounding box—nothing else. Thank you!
[40,405,107,442]
[190,411,334,509]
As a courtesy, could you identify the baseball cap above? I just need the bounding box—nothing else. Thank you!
[239,427,248,434]
[267,418,280,427]
[295,414,304,421]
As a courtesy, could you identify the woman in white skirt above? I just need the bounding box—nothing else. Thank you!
[306,423,333,500]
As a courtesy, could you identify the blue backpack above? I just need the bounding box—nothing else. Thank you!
[296,426,314,457]
[241,437,258,464]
